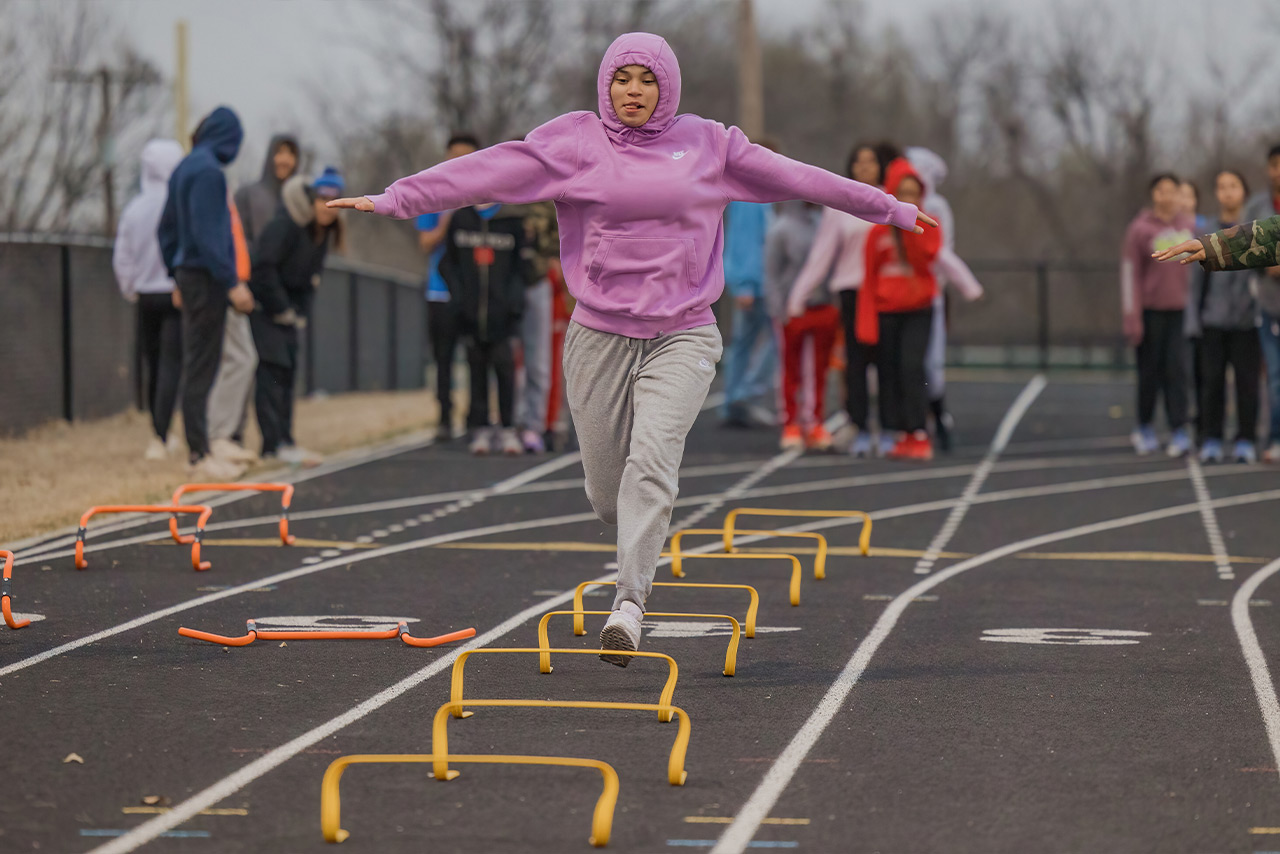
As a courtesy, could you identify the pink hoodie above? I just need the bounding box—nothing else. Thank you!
[369,32,919,339]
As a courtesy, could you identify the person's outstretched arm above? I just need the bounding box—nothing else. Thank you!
[718,126,935,234]
[328,113,585,218]
[786,210,841,318]
[935,247,983,301]
[1152,214,1280,271]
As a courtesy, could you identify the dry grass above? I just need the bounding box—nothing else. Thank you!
[0,390,441,544]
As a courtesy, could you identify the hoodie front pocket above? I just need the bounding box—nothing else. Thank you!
[585,235,699,320]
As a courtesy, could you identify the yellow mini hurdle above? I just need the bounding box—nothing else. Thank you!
[571,580,760,637]
[539,610,741,676]
[722,508,873,566]
[671,527,828,580]
[320,753,620,847]
[432,699,691,785]
[665,550,804,606]
[449,647,679,722]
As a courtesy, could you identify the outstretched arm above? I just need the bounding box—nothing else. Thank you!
[328,113,584,218]
[1153,214,1280,271]
[719,126,936,234]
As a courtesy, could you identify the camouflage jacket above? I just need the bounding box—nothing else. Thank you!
[501,201,560,280]
[1202,214,1280,272]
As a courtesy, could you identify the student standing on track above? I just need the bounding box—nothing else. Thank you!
[158,106,255,480]
[417,133,482,441]
[855,158,943,461]
[1244,145,1280,462]
[786,143,884,457]
[1121,173,1195,458]
[1184,170,1261,464]
[326,32,934,664]
[114,139,187,461]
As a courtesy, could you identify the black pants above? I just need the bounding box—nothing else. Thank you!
[137,292,183,441]
[1136,309,1187,431]
[878,308,932,433]
[175,268,228,460]
[465,336,515,429]
[254,328,298,456]
[838,290,877,431]
[427,300,460,429]
[1199,327,1261,443]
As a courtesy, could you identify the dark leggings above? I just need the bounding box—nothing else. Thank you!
[465,337,516,429]
[1135,309,1188,431]
[175,269,227,460]
[878,308,932,433]
[428,299,460,428]
[1199,327,1261,443]
[137,292,182,440]
[838,290,877,431]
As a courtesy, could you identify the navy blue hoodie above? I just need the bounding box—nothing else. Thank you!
[158,106,243,289]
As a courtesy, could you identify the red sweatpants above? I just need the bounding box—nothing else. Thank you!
[781,304,840,428]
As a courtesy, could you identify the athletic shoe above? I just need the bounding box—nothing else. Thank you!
[1265,443,1280,463]
[806,425,833,451]
[166,434,183,455]
[780,425,804,450]
[1166,428,1192,458]
[499,428,524,456]
[144,437,168,461]
[935,411,955,453]
[211,437,257,463]
[890,430,933,461]
[188,455,245,481]
[1130,426,1159,456]
[469,428,493,456]
[277,444,322,465]
[1233,439,1258,464]
[1198,439,1224,464]
[599,601,644,667]
[877,433,898,457]
[848,433,873,458]
[520,429,546,454]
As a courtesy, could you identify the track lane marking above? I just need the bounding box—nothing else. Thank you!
[1187,456,1235,579]
[1232,557,1280,786]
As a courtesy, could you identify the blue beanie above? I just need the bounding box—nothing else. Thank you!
[312,166,344,198]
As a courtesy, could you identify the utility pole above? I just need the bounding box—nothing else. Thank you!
[175,20,190,150]
[737,0,764,139]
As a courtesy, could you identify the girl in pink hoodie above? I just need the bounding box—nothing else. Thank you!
[329,32,932,664]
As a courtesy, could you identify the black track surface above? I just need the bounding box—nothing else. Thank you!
[4,376,1280,854]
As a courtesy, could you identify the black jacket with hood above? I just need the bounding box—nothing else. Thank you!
[248,175,337,366]
[234,133,299,244]
[438,205,533,342]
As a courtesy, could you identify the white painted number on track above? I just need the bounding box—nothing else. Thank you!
[252,615,420,633]
[980,628,1150,646]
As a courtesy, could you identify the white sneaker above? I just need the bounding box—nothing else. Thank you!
[499,428,523,456]
[144,437,168,461]
[166,434,183,455]
[189,455,245,481]
[211,438,257,463]
[277,444,321,465]
[599,601,643,667]
[469,428,493,456]
[1265,443,1280,464]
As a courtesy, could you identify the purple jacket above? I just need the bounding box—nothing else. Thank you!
[370,32,918,339]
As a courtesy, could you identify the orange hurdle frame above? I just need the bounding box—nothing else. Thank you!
[76,505,214,571]
[177,619,476,648]
[170,482,296,546]
[1,550,29,629]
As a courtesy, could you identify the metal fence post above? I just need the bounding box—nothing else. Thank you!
[387,280,398,389]
[348,272,359,391]
[1036,260,1049,371]
[60,244,73,422]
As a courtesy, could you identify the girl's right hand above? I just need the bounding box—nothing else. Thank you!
[326,197,375,212]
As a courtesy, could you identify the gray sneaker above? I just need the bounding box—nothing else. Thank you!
[599,601,643,667]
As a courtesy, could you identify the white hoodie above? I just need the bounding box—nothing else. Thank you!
[112,139,186,299]
[905,147,983,302]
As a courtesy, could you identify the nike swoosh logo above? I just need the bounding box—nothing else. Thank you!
[672,151,687,160]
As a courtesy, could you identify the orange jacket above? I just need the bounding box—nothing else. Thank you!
[229,197,251,283]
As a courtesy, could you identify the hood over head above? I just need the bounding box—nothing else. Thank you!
[905,147,947,198]
[192,106,243,165]
[281,174,315,228]
[259,133,300,187]
[884,157,924,197]
[597,32,682,139]
[140,139,185,190]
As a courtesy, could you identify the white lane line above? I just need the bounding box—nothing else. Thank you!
[81,427,809,854]
[11,430,435,557]
[710,486,1280,854]
[1186,456,1235,580]
[1232,556,1280,777]
[913,374,1046,575]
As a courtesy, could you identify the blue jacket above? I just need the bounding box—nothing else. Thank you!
[158,106,243,289]
[722,200,769,299]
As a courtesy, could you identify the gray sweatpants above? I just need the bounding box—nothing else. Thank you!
[564,321,722,612]
[207,308,258,441]
[517,278,553,433]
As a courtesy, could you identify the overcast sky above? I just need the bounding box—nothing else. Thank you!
[110,0,1270,180]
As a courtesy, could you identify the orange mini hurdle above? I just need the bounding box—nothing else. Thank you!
[1,550,29,629]
[76,505,214,571]
[170,483,296,546]
[178,619,476,648]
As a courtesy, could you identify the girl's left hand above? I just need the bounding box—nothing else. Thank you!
[912,210,938,235]
[1152,238,1206,265]
[327,197,376,212]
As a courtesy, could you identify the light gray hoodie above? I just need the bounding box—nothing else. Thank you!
[765,201,823,318]
[112,139,186,299]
